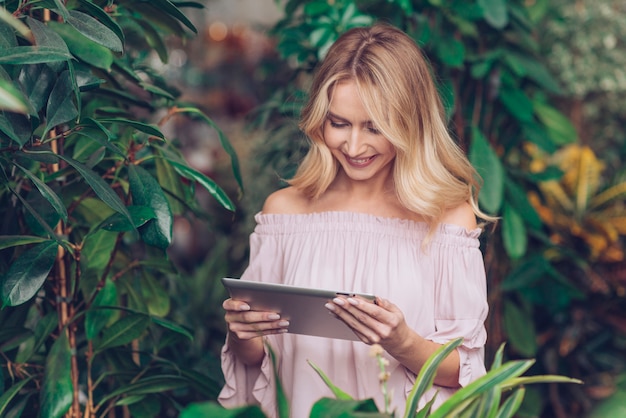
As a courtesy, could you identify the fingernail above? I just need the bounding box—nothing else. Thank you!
[268,313,280,320]
[278,320,290,327]
[332,298,345,306]
[347,298,358,306]
[325,303,336,311]
[240,304,250,311]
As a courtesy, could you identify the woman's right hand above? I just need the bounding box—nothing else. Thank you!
[223,298,290,340]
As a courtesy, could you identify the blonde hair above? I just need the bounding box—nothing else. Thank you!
[289,23,492,228]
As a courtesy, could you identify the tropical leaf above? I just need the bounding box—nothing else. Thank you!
[94,313,151,351]
[470,127,504,214]
[40,331,73,418]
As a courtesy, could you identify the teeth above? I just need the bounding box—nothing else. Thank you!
[350,157,370,164]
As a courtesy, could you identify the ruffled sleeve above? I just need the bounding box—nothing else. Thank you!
[424,225,488,387]
[217,221,283,417]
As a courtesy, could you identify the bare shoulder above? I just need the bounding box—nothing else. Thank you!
[440,201,477,230]
[261,186,310,214]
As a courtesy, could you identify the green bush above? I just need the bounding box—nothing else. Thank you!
[0,0,240,416]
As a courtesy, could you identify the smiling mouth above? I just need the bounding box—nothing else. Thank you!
[346,155,376,166]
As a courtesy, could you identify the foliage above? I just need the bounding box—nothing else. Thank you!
[180,338,581,417]
[0,0,240,416]
[243,0,626,416]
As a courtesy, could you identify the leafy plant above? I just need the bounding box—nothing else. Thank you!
[0,0,240,416]
[179,338,582,417]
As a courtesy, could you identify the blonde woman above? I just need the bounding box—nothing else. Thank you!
[220,23,491,417]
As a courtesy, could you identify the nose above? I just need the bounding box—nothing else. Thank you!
[345,128,365,156]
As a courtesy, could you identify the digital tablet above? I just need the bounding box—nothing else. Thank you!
[221,277,376,341]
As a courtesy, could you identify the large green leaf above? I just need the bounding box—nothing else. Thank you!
[98,375,190,405]
[77,0,125,43]
[98,205,156,232]
[0,377,33,417]
[67,10,123,52]
[19,63,56,113]
[73,118,126,158]
[128,164,173,249]
[0,46,72,64]
[478,0,508,29]
[94,313,150,351]
[499,85,534,122]
[86,278,118,340]
[27,16,69,54]
[429,359,535,418]
[149,0,198,33]
[0,7,29,43]
[167,159,235,211]
[81,229,117,273]
[469,127,504,214]
[43,70,78,139]
[1,240,58,307]
[503,300,537,357]
[155,155,186,214]
[180,402,266,418]
[500,255,549,291]
[495,387,525,418]
[0,78,30,113]
[40,331,73,418]
[533,100,577,145]
[15,311,57,363]
[0,235,48,250]
[53,153,132,223]
[407,338,464,418]
[0,112,31,146]
[168,107,243,192]
[502,203,527,259]
[49,21,114,70]
[13,161,68,221]
[435,35,465,68]
[98,118,166,140]
[504,177,543,229]
[504,52,561,93]
[141,273,170,317]
[309,398,380,416]
[0,327,32,352]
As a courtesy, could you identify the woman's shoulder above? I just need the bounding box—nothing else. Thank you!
[440,201,477,230]
[261,186,310,215]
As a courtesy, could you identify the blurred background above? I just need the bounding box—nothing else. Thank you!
[141,1,626,417]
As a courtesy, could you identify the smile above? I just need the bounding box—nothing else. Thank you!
[346,155,376,166]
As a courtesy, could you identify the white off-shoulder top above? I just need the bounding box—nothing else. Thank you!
[219,211,488,418]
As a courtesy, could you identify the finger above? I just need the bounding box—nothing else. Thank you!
[222,298,251,312]
[325,300,380,342]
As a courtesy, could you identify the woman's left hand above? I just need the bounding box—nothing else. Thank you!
[325,296,412,350]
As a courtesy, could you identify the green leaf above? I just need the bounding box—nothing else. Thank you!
[128,164,173,249]
[98,205,156,232]
[73,118,126,158]
[98,375,190,405]
[155,156,186,214]
[0,46,72,64]
[167,159,235,211]
[533,100,577,145]
[504,177,542,229]
[503,300,537,357]
[469,127,504,214]
[15,311,57,363]
[50,0,70,20]
[98,118,165,139]
[478,0,508,29]
[67,10,123,52]
[0,7,30,43]
[40,331,73,418]
[13,161,68,221]
[149,0,198,33]
[502,203,527,259]
[141,273,170,317]
[0,112,31,146]
[429,360,535,418]
[268,344,290,418]
[49,21,114,70]
[310,397,380,416]
[0,78,30,113]
[500,255,549,291]
[77,0,125,44]
[151,316,193,340]
[435,36,465,68]
[307,360,354,401]
[180,402,266,418]
[495,387,525,418]
[406,338,464,418]
[19,63,56,113]
[81,229,117,273]
[27,17,69,54]
[94,313,150,351]
[43,70,78,139]
[0,327,32,352]
[0,235,49,250]
[504,53,561,93]
[0,377,33,417]
[499,85,533,122]
[86,278,118,340]
[54,154,132,223]
[136,19,169,63]
[165,107,243,192]
[1,240,57,307]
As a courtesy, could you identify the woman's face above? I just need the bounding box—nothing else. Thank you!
[324,80,396,185]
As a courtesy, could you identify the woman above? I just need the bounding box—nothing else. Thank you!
[219,23,492,417]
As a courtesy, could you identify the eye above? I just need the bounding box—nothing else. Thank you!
[329,120,347,128]
[366,125,381,135]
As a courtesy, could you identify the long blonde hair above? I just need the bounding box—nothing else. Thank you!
[289,23,492,227]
